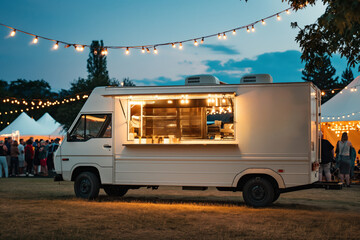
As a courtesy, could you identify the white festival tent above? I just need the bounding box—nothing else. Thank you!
[321,76,360,150]
[36,112,61,134]
[0,112,65,140]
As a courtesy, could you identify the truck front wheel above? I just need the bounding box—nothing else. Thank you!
[242,177,274,207]
[103,185,128,197]
[74,172,100,200]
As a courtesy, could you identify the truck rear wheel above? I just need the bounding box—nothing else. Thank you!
[103,185,128,197]
[242,177,274,207]
[74,172,100,200]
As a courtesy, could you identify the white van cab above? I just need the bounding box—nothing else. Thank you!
[54,74,321,207]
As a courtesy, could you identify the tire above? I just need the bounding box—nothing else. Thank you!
[74,172,100,200]
[242,177,275,207]
[103,185,128,197]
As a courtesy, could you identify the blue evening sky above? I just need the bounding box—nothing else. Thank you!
[0,0,358,91]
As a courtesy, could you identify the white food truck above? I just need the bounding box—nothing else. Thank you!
[54,74,321,207]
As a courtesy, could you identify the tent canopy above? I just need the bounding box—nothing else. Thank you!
[321,76,360,152]
[322,76,360,122]
[36,112,61,134]
[0,112,65,139]
[0,112,49,136]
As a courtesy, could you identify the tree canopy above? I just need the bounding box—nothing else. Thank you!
[287,0,360,72]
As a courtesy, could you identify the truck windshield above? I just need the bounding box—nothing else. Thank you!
[69,114,111,141]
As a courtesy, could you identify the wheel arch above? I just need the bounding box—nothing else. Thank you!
[232,168,285,190]
[71,165,101,184]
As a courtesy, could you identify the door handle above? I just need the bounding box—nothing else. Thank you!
[103,144,112,148]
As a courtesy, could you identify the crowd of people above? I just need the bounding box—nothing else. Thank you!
[0,137,60,178]
[320,131,358,187]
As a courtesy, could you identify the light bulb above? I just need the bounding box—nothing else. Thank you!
[76,45,84,52]
[146,48,150,53]
[286,9,290,14]
[172,43,176,48]
[194,40,198,46]
[201,38,204,44]
[232,29,236,35]
[179,42,183,49]
[125,47,130,55]
[101,48,108,55]
[277,14,281,21]
[33,36,38,44]
[141,47,145,53]
[153,47,158,54]
[261,19,266,25]
[218,33,221,39]
[53,42,59,50]
[251,25,255,32]
[10,29,16,37]
[246,27,250,33]
[223,33,227,39]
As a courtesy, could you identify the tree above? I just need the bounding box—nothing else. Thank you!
[8,79,53,99]
[340,67,354,88]
[302,54,339,102]
[122,77,136,87]
[87,40,110,90]
[287,0,360,72]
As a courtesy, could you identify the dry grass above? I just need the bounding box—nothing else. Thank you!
[0,178,359,240]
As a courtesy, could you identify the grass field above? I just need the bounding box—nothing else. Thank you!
[0,178,359,240]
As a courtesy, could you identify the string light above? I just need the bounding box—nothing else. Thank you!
[141,47,145,53]
[101,48,108,55]
[53,41,59,50]
[10,29,16,37]
[33,36,38,44]
[125,47,130,55]
[172,43,176,48]
[194,39,198,46]
[277,14,281,20]
[179,42,183,49]
[146,48,150,53]
[0,93,89,115]
[153,47,158,54]
[75,45,84,52]
[0,7,296,55]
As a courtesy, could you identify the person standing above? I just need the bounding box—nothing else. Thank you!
[18,139,25,176]
[336,132,353,187]
[5,138,12,176]
[25,139,34,176]
[320,132,334,182]
[33,142,41,175]
[9,140,20,177]
[0,140,9,178]
[38,141,48,176]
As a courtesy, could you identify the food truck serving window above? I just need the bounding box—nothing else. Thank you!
[127,94,235,144]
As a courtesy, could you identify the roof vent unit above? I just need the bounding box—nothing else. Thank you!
[240,74,273,84]
[185,75,221,85]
